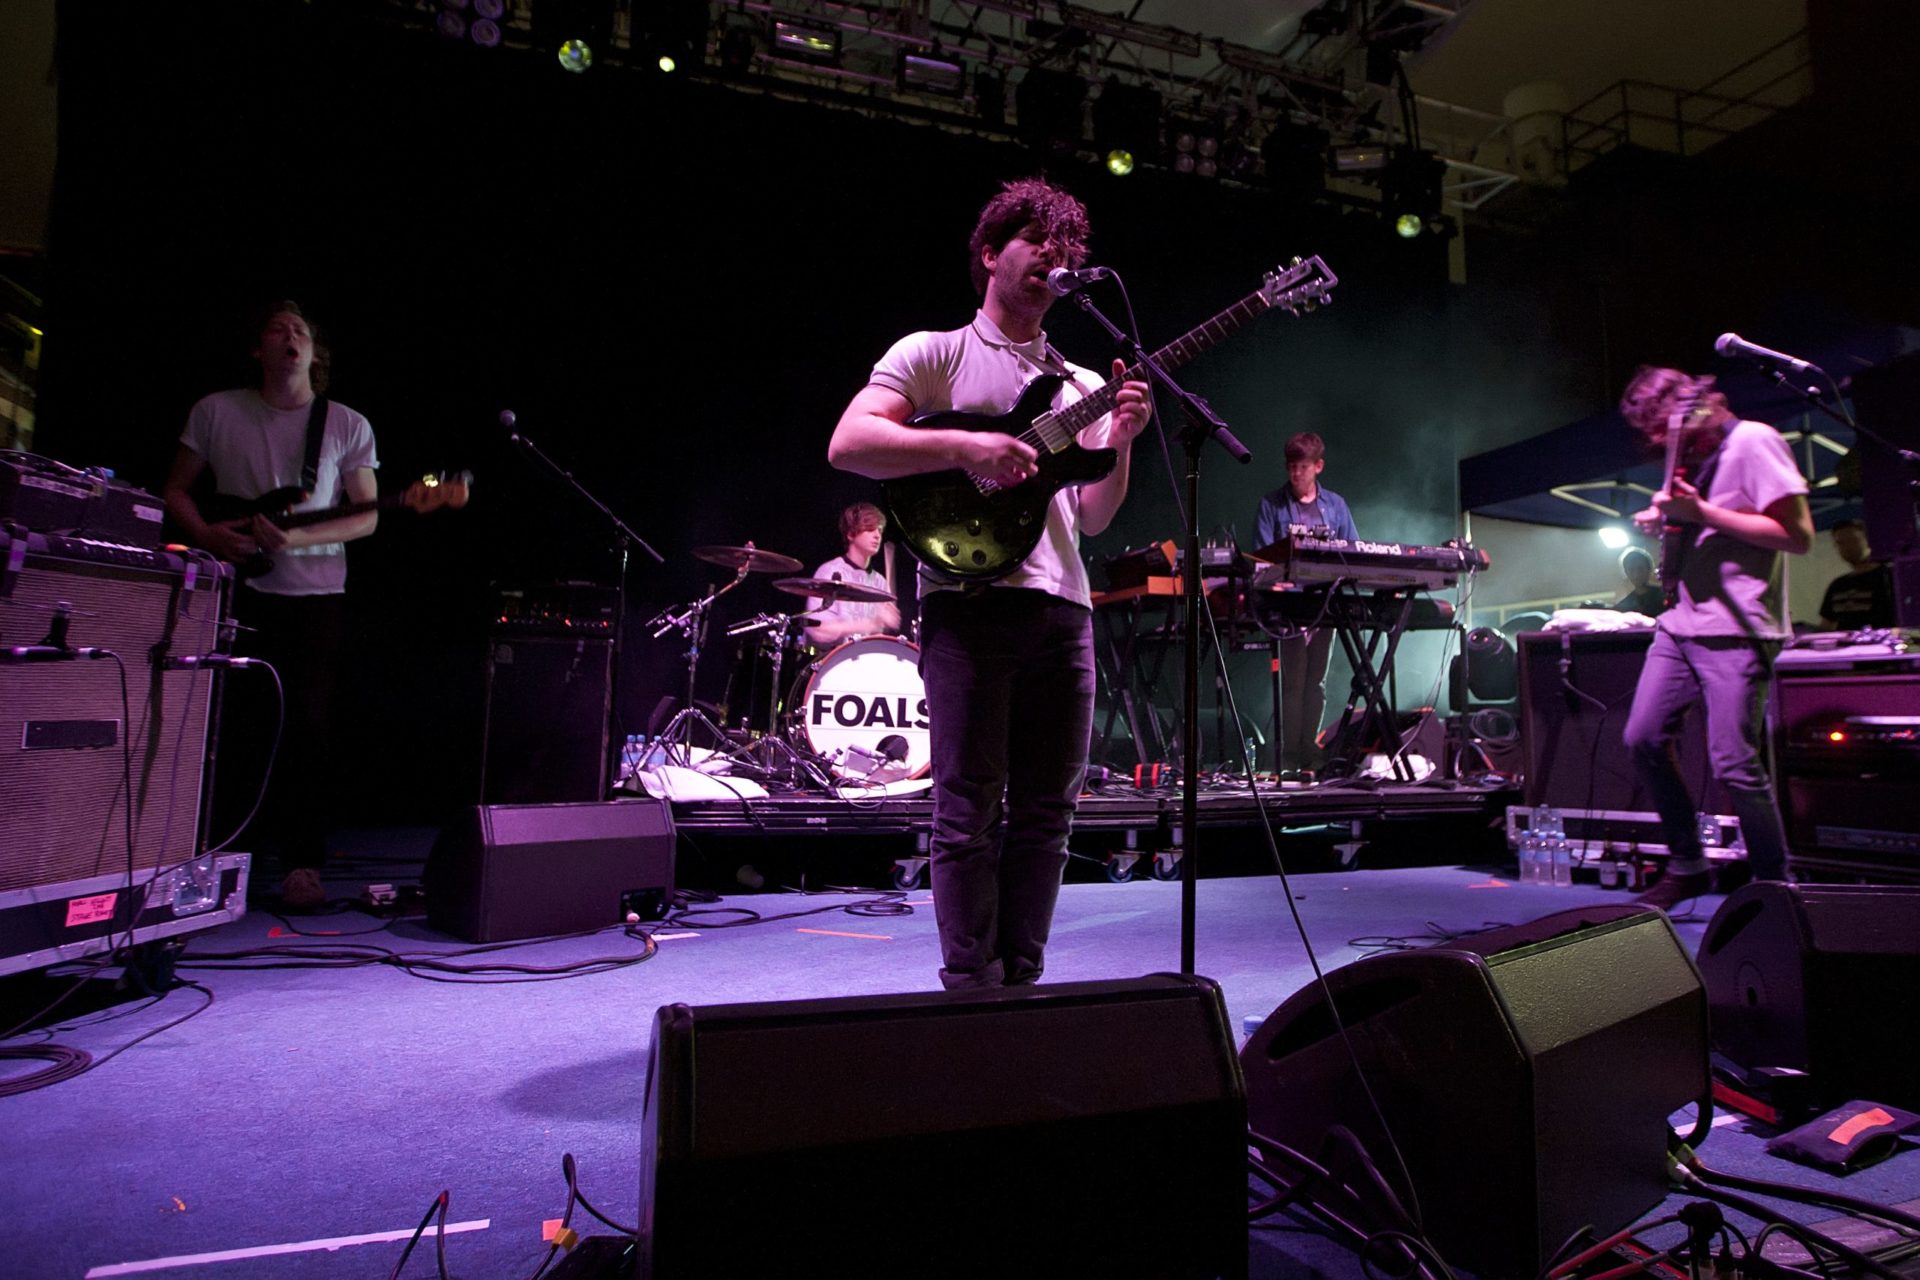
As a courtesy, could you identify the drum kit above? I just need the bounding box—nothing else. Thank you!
[645,542,929,789]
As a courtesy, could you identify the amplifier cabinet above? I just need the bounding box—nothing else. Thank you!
[1517,630,1726,813]
[1773,647,1920,880]
[0,531,235,972]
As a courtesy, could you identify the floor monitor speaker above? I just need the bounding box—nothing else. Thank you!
[1241,904,1708,1280]
[639,974,1248,1279]
[1698,881,1920,1111]
[424,800,673,942]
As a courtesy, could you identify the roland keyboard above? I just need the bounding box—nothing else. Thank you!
[1249,535,1489,592]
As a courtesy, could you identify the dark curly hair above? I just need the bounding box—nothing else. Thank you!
[966,177,1090,296]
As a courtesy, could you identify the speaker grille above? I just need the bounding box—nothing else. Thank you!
[0,548,227,893]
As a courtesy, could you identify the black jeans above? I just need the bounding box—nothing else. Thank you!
[920,588,1095,988]
[219,588,349,873]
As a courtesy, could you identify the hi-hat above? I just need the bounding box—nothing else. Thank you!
[773,576,895,604]
[692,544,803,574]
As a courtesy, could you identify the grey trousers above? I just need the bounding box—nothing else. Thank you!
[1622,629,1789,879]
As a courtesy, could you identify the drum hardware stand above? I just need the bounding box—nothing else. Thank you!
[722,610,837,791]
[648,565,757,770]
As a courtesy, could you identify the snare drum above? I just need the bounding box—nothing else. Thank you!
[792,636,931,778]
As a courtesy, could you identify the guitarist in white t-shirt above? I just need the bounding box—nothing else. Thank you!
[161,301,380,911]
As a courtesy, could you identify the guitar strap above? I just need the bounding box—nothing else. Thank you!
[299,395,330,497]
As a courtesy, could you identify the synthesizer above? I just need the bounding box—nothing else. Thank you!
[1248,535,1489,592]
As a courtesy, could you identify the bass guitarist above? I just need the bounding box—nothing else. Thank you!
[827,177,1150,988]
[161,300,380,911]
[1618,364,1810,912]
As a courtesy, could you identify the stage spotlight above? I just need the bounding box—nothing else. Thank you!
[1092,79,1160,179]
[534,0,606,73]
[470,17,501,47]
[1381,147,1447,237]
[437,9,468,40]
[635,0,710,74]
[557,38,593,72]
[1598,525,1630,549]
[1331,141,1389,173]
[902,51,966,97]
[771,16,840,63]
[1015,67,1088,152]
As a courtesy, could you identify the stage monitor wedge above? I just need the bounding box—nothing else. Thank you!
[639,974,1248,1279]
[1242,904,1708,1280]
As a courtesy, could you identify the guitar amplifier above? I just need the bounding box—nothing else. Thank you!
[1774,644,1920,880]
[0,530,238,975]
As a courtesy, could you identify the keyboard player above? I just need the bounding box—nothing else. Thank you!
[1252,431,1359,777]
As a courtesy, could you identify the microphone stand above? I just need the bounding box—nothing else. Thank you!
[1069,291,1252,976]
[501,413,664,794]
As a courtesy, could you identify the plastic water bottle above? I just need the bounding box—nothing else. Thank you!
[1551,838,1574,887]
[620,734,642,780]
[1517,836,1541,884]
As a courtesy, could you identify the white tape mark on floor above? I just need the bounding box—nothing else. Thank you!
[84,1218,492,1276]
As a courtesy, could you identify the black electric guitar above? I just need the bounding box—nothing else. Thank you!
[884,256,1338,583]
[1656,381,1714,608]
[207,470,472,576]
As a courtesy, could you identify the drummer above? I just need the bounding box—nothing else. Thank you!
[804,502,901,647]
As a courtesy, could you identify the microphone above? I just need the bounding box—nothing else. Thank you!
[2,645,113,664]
[1715,332,1816,375]
[1046,265,1113,296]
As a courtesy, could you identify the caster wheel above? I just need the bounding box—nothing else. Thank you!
[890,863,924,891]
[1150,854,1183,881]
[1105,859,1135,884]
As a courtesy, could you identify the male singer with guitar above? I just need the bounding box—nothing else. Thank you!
[1619,365,1810,911]
[161,301,380,910]
[828,178,1150,988]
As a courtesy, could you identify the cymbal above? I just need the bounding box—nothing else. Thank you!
[773,576,896,604]
[692,544,803,574]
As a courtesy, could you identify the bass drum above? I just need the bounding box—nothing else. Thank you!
[792,636,931,779]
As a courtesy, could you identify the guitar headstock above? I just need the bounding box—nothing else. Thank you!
[402,470,473,514]
[1261,255,1339,315]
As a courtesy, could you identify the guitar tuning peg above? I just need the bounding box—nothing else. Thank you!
[1289,256,1302,267]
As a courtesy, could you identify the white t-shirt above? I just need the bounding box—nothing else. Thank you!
[868,310,1112,609]
[1659,418,1807,641]
[181,388,379,596]
[807,554,891,633]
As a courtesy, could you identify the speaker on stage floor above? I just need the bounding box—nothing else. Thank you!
[1518,630,1727,812]
[639,975,1248,1279]
[1241,904,1708,1280]
[1698,882,1920,1111]
[424,800,673,942]
[479,635,612,804]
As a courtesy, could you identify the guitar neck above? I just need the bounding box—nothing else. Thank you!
[1029,288,1277,445]
[272,492,402,531]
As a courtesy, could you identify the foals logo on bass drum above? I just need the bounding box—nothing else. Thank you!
[807,691,930,731]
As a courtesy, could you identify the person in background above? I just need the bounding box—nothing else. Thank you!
[1252,431,1358,776]
[1613,546,1666,617]
[1817,519,1895,631]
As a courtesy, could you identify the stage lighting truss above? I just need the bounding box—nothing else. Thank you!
[387,0,1516,213]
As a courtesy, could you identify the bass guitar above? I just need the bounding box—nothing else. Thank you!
[884,256,1338,583]
[207,470,472,576]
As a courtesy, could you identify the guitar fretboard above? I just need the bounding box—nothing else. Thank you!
[1020,289,1278,455]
